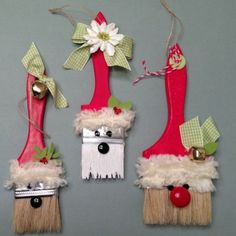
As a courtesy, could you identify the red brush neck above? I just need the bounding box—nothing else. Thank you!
[81,12,111,111]
[143,44,188,158]
[165,45,186,127]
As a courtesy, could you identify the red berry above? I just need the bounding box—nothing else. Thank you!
[40,157,48,164]
[113,107,122,115]
[169,186,191,208]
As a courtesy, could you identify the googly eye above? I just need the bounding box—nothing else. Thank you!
[167,185,174,191]
[183,184,190,189]
[106,130,112,137]
[27,184,32,189]
[95,130,100,137]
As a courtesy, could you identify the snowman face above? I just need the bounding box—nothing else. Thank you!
[81,126,125,179]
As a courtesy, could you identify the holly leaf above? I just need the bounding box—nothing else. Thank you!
[34,145,41,154]
[47,143,55,159]
[49,143,55,154]
[108,96,120,108]
[33,154,41,160]
[52,152,60,159]
[204,142,218,155]
[119,101,132,110]
[38,147,48,159]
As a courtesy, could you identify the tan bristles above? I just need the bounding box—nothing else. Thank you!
[12,196,61,234]
[143,189,212,225]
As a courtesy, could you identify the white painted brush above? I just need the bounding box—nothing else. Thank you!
[50,8,135,179]
[71,12,135,179]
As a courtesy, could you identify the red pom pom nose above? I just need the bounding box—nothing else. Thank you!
[169,186,191,208]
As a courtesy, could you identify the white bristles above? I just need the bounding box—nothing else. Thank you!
[81,143,124,179]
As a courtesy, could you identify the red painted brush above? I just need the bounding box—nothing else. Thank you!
[81,12,111,111]
[136,44,220,225]
[5,44,67,233]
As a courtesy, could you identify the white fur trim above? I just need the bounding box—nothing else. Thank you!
[136,155,218,192]
[5,160,67,189]
[82,143,124,179]
[74,108,135,134]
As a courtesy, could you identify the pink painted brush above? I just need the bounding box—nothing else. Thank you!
[5,43,68,233]
[9,74,62,233]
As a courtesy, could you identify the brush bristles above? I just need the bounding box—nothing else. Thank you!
[12,196,61,234]
[143,189,212,225]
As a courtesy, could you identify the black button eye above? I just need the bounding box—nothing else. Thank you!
[183,184,190,189]
[167,185,174,191]
[95,130,100,136]
[106,131,112,137]
[30,196,42,208]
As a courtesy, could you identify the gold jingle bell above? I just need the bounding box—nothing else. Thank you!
[31,80,48,99]
[190,147,206,161]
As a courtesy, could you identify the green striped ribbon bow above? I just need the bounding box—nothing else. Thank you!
[22,43,69,108]
[64,22,133,71]
[180,116,220,155]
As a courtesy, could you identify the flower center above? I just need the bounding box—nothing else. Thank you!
[97,32,110,41]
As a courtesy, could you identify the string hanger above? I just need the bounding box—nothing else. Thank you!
[49,4,105,26]
[49,5,77,26]
[133,0,184,85]
[17,97,51,139]
[161,0,184,54]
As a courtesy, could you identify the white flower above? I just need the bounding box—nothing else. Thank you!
[84,20,124,56]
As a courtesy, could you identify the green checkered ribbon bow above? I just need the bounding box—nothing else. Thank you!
[22,43,69,108]
[64,23,133,71]
[180,116,220,155]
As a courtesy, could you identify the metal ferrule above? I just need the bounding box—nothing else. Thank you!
[82,137,124,144]
[82,127,125,144]
[14,183,58,198]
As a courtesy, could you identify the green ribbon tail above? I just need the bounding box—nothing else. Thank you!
[64,45,90,71]
[43,78,69,108]
[22,42,45,78]
[180,116,220,150]
[201,117,220,144]
[72,23,88,44]
[179,116,204,149]
[104,47,131,70]
[118,36,133,59]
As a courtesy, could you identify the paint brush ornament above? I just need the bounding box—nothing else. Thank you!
[5,43,68,233]
[51,8,135,179]
[135,1,220,225]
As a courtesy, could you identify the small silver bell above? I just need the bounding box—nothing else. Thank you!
[190,147,206,161]
[31,80,48,99]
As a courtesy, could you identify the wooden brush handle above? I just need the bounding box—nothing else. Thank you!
[143,44,188,158]
[81,12,111,111]
[17,73,47,164]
